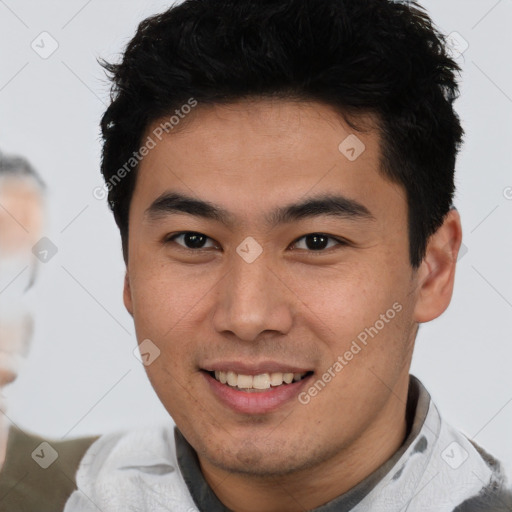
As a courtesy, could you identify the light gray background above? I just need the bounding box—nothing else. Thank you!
[1,0,511,468]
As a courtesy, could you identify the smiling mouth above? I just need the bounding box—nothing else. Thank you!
[205,370,314,392]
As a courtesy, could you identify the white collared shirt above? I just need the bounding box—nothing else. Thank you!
[64,376,512,511]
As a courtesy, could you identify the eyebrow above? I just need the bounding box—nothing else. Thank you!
[144,191,375,228]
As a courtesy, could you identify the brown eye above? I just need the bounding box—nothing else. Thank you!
[291,233,346,252]
[166,232,217,250]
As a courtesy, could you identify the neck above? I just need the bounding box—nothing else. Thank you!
[199,374,410,512]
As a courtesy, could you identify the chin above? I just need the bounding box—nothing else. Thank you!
[199,435,324,478]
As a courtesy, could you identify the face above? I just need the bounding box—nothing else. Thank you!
[0,177,43,254]
[0,177,42,390]
[124,99,426,477]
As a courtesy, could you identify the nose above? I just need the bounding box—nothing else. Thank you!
[212,249,294,342]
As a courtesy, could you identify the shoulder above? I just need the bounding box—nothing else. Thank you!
[0,424,99,512]
[451,438,512,511]
[368,377,512,512]
[64,423,198,512]
[75,421,177,472]
[407,392,512,511]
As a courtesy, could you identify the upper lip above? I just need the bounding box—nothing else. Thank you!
[202,361,313,375]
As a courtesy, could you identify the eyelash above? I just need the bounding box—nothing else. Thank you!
[164,232,349,254]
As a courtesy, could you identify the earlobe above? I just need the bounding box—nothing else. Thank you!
[123,271,134,317]
[413,208,462,323]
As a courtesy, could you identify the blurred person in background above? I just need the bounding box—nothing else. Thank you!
[0,151,45,463]
[0,151,97,511]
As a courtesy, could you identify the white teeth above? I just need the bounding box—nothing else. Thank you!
[253,374,271,390]
[227,371,238,387]
[283,373,294,384]
[270,372,284,386]
[237,374,253,389]
[211,370,308,389]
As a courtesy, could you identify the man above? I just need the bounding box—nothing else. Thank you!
[66,0,512,510]
[0,152,98,511]
[0,151,46,466]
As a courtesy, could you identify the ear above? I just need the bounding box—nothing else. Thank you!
[413,208,462,323]
[123,270,134,317]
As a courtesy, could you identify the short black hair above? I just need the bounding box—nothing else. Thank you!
[100,0,464,267]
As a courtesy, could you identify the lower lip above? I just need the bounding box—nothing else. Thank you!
[203,371,313,414]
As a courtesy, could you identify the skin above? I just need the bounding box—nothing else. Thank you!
[0,177,44,469]
[123,99,462,511]
[0,177,42,386]
[0,178,44,254]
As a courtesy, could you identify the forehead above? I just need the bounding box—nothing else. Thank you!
[131,99,404,226]
[143,99,379,162]
[0,176,43,203]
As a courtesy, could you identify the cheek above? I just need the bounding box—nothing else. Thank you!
[298,263,410,375]
[143,357,193,429]
[298,265,395,336]
[129,261,207,340]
